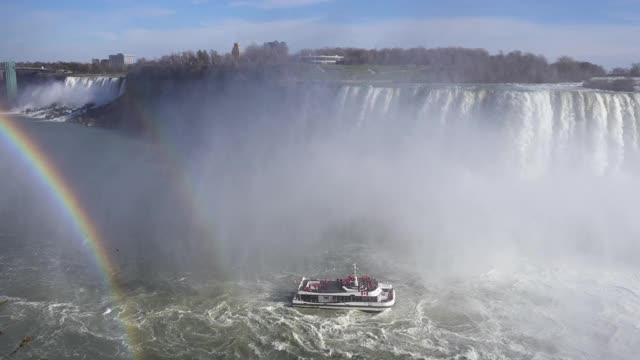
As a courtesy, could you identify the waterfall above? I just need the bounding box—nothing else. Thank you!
[162,81,640,268]
[15,76,126,121]
[59,76,124,107]
[325,84,640,177]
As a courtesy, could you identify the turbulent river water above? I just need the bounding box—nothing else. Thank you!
[1,82,640,359]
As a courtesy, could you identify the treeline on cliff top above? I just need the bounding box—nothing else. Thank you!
[18,41,615,83]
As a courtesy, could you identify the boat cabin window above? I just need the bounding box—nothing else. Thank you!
[335,296,377,302]
[300,295,319,303]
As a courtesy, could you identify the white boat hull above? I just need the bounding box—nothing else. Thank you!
[291,299,395,312]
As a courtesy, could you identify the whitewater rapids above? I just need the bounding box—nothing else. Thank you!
[2,241,639,359]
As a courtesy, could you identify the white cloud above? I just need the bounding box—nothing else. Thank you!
[96,32,118,41]
[126,7,176,18]
[109,17,640,68]
[229,0,332,9]
[4,15,640,68]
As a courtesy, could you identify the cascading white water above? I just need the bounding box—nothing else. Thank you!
[182,82,640,274]
[118,78,127,97]
[15,76,126,120]
[330,84,640,177]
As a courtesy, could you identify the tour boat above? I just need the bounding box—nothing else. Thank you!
[292,264,396,312]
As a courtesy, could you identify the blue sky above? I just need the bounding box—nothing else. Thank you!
[3,0,640,67]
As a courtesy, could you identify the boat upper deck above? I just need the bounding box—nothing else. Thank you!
[301,279,345,293]
[299,275,382,294]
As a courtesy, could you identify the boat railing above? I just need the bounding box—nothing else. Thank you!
[297,277,306,291]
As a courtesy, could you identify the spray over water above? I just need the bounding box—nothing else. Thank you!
[2,81,640,359]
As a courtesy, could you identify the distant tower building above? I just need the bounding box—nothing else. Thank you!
[232,43,240,59]
[123,54,136,65]
[92,59,100,64]
[108,54,123,66]
[108,53,136,66]
[3,62,18,104]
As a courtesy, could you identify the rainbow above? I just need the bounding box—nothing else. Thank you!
[0,114,141,359]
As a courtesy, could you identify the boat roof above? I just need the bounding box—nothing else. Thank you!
[301,278,380,293]
[303,279,345,293]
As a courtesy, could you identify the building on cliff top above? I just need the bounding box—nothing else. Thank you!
[232,43,241,59]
